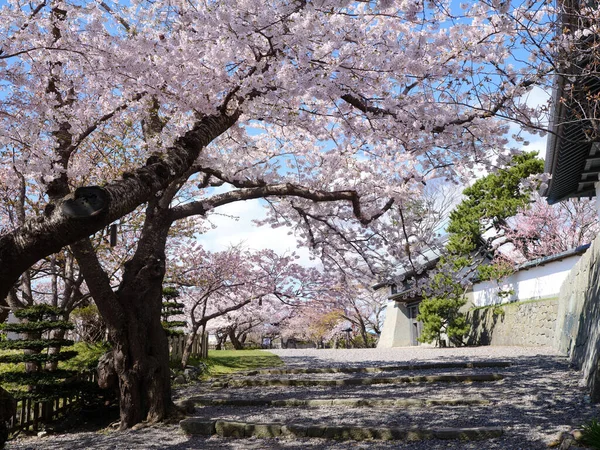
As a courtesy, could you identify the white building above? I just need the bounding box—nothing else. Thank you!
[377,244,589,348]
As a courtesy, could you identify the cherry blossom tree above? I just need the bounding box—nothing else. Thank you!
[0,0,559,428]
[504,194,600,260]
[0,170,93,367]
[168,243,320,366]
[0,1,553,293]
[207,296,290,349]
[327,277,388,347]
[279,303,346,348]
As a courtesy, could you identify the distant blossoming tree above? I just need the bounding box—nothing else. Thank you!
[168,242,321,367]
[504,195,600,261]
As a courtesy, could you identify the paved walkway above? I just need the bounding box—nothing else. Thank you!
[8,346,600,449]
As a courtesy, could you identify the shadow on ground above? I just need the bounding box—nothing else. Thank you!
[7,348,600,450]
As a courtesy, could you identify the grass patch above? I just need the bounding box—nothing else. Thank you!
[59,341,110,371]
[0,349,25,394]
[1,341,109,373]
[581,418,600,449]
[189,349,283,378]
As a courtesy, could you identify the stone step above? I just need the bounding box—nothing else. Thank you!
[180,418,504,441]
[244,361,511,376]
[191,396,491,408]
[211,372,504,388]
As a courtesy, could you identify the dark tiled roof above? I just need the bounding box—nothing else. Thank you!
[514,243,590,271]
[543,6,600,205]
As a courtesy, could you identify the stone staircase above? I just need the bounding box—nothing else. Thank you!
[179,360,511,445]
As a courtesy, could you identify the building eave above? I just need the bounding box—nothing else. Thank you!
[544,74,567,183]
[543,72,600,203]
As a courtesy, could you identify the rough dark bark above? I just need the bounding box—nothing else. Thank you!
[228,328,244,350]
[23,330,42,373]
[72,200,176,429]
[115,212,173,427]
[0,297,8,323]
[0,386,15,448]
[97,350,118,392]
[46,326,67,371]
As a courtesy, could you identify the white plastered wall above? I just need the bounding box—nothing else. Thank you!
[466,255,582,308]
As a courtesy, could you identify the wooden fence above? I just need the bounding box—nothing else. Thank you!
[168,333,208,363]
[8,370,97,434]
[6,335,207,434]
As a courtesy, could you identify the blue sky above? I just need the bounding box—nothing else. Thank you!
[0,0,553,265]
[196,85,551,263]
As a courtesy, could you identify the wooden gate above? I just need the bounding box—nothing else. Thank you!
[408,302,422,346]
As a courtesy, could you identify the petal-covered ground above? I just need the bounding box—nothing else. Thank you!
[8,346,599,450]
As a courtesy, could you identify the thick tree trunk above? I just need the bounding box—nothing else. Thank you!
[215,332,226,350]
[111,312,172,427]
[111,205,174,428]
[46,326,67,371]
[72,206,176,429]
[228,328,244,350]
[0,112,240,304]
[23,330,42,373]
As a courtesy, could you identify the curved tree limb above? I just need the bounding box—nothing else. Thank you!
[0,112,240,303]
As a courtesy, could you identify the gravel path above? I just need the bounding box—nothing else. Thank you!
[7,346,599,449]
[268,345,561,367]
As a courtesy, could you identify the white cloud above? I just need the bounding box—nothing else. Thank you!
[524,85,551,111]
[197,198,317,267]
[507,86,551,160]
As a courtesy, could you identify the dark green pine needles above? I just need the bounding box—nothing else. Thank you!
[0,304,91,401]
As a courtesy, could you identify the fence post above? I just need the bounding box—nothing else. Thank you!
[7,370,102,435]
[33,401,39,431]
[25,398,31,430]
[167,335,172,361]
[20,400,26,429]
[202,333,209,359]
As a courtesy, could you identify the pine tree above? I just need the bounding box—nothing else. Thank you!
[446,152,544,255]
[161,287,186,336]
[418,152,544,346]
[0,305,84,401]
[418,258,470,346]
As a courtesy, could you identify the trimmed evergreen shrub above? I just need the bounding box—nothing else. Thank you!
[0,305,90,401]
[161,287,186,336]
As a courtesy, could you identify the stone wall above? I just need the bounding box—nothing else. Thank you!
[466,298,558,347]
[555,235,600,401]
